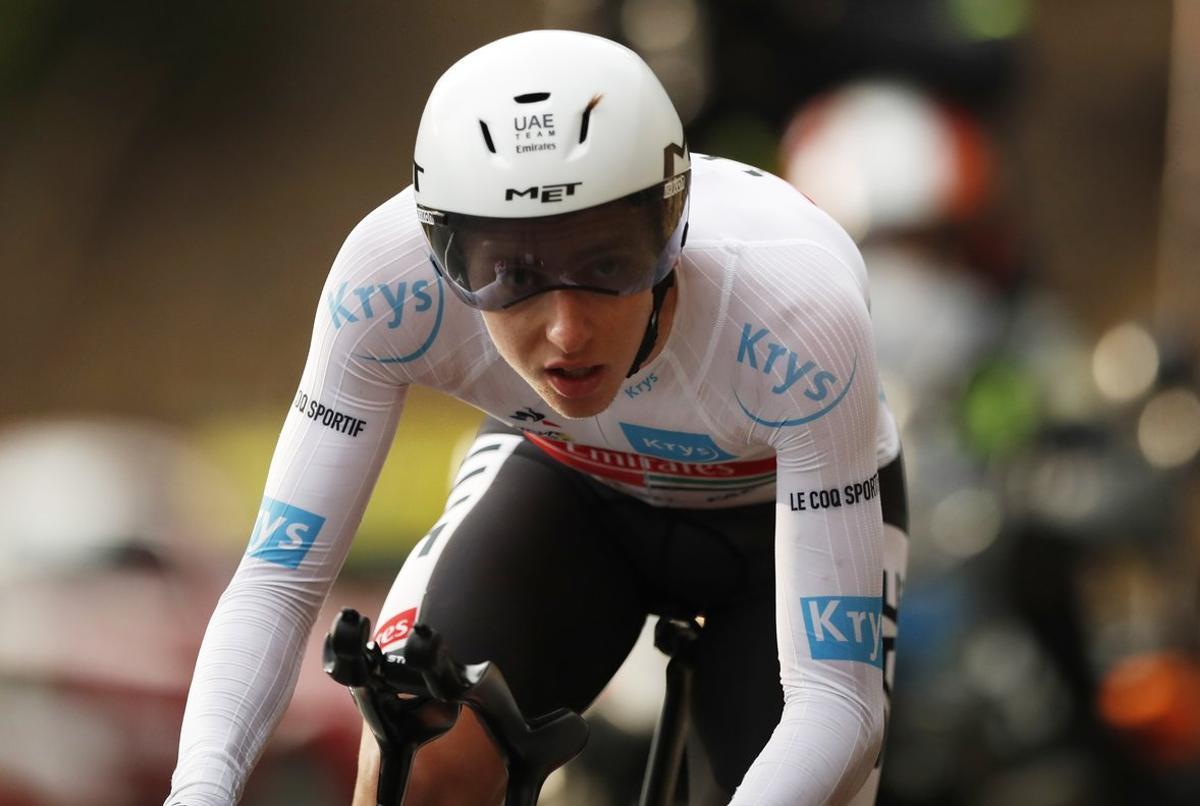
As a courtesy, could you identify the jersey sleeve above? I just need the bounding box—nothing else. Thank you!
[165,198,426,805]
[727,241,888,805]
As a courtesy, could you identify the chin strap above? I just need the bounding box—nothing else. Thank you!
[626,271,676,378]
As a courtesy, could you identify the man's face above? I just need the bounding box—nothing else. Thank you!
[481,287,654,419]
[465,204,666,418]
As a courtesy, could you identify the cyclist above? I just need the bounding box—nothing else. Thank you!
[166,30,909,806]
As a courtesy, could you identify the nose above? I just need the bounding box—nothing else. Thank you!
[543,290,593,355]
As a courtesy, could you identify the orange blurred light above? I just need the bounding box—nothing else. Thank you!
[1098,652,1200,766]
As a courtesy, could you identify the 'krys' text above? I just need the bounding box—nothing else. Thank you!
[327,280,434,330]
[737,323,839,397]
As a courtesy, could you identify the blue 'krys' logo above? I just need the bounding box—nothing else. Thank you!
[625,372,658,400]
[620,423,736,462]
[733,322,857,427]
[246,497,326,569]
[326,270,445,364]
[801,595,884,668]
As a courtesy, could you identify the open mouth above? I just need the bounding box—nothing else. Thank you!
[548,366,600,380]
[545,365,605,399]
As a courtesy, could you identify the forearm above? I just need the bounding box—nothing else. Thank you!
[730,678,884,805]
[165,565,328,805]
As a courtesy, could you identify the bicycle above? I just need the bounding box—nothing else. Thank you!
[324,607,702,806]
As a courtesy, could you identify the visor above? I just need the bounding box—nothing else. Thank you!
[418,172,689,310]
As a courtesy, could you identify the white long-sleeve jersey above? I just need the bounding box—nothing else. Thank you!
[166,155,903,805]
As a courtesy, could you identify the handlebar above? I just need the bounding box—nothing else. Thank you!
[322,608,589,806]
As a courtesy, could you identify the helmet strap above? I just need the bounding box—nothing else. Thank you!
[626,271,675,378]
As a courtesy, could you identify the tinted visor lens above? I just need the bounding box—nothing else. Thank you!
[419,173,689,310]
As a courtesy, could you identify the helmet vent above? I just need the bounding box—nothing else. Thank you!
[478,120,497,154]
[579,94,603,144]
[514,92,550,103]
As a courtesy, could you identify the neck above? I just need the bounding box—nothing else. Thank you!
[642,280,678,366]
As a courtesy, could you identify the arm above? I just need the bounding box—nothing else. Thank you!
[166,199,425,805]
[728,249,890,805]
[166,386,405,805]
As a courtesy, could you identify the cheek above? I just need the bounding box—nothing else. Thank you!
[480,313,530,366]
[611,298,652,343]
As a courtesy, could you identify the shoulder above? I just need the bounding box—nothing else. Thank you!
[329,186,429,284]
[685,154,868,304]
[681,159,877,437]
[682,156,872,348]
[313,187,484,381]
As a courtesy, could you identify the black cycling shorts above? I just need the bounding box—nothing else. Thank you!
[374,417,906,803]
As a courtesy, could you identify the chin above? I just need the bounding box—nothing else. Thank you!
[538,386,618,420]
[544,397,610,420]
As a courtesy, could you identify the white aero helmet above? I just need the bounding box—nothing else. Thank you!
[414,30,691,312]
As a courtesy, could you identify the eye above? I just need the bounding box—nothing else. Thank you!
[587,259,620,278]
[582,256,633,282]
[495,255,542,288]
[496,266,531,287]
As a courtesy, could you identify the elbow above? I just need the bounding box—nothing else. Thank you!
[852,691,887,793]
[864,703,886,763]
[781,675,887,790]
[840,692,885,786]
[215,567,328,630]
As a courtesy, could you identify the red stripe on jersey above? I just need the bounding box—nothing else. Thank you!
[523,433,775,487]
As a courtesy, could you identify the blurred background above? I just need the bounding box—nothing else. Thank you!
[2,0,1198,803]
